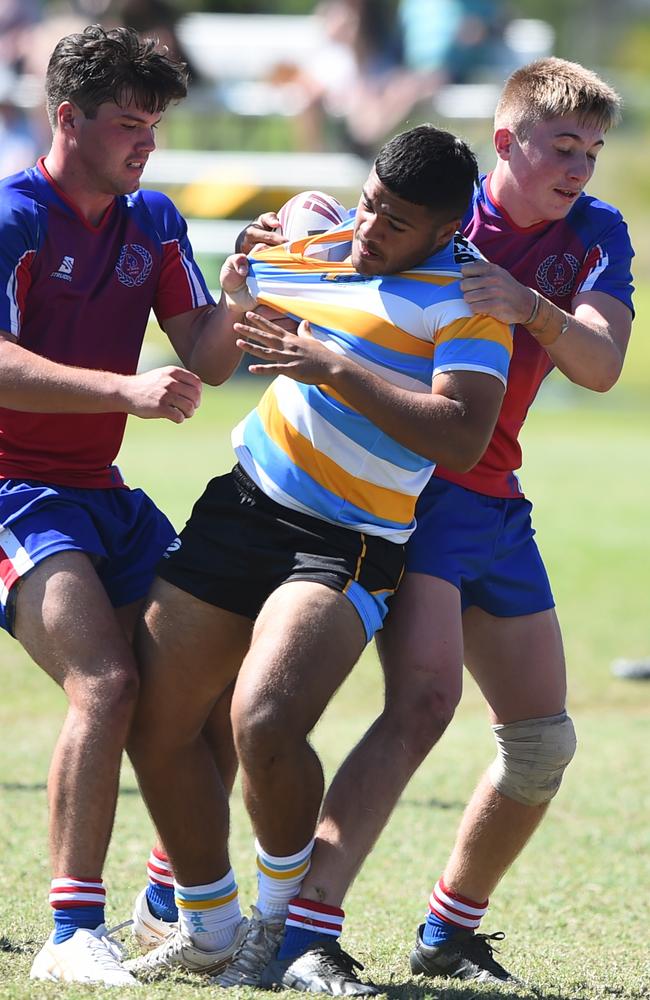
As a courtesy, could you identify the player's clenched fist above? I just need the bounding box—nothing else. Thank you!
[121,366,202,423]
[460,260,533,325]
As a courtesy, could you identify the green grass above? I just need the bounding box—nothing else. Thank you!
[0,382,649,999]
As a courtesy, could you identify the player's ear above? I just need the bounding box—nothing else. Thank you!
[57,101,78,133]
[437,218,460,247]
[494,127,514,159]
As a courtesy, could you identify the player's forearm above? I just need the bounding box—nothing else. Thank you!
[525,293,626,391]
[0,337,132,413]
[544,317,626,391]
[185,298,246,386]
[329,360,489,471]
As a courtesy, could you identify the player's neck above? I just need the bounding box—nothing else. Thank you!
[43,148,115,227]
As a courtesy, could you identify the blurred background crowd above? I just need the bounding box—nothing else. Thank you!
[2,0,649,175]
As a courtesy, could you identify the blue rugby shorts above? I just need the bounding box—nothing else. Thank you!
[0,479,176,634]
[405,477,554,617]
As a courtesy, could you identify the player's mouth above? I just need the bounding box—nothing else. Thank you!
[554,186,580,202]
[126,158,146,172]
[357,238,381,261]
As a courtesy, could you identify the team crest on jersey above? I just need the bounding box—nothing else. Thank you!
[536,253,579,297]
[115,244,153,287]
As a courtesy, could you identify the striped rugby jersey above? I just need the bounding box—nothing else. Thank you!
[232,219,512,544]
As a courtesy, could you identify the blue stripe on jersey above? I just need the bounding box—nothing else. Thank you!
[309,323,433,387]
[434,338,511,384]
[239,411,413,535]
[294,381,431,473]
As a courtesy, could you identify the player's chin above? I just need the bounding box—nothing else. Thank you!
[351,249,384,275]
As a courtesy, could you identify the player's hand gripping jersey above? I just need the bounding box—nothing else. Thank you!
[232,218,512,543]
[0,160,212,488]
[438,174,635,498]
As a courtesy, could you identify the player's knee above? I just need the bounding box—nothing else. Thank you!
[488,711,577,807]
[232,696,295,768]
[382,660,461,761]
[69,662,140,723]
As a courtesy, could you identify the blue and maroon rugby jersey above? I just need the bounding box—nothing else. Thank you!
[0,158,213,488]
[435,172,635,497]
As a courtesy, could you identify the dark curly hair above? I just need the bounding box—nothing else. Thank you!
[374,125,478,220]
[45,24,188,130]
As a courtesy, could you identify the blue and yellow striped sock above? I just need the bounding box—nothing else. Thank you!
[175,869,242,951]
[255,839,314,919]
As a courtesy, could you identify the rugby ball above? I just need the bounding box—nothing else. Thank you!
[277,190,347,241]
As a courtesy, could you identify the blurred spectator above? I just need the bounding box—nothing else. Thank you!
[287,0,438,156]
[399,0,506,83]
[0,0,43,75]
[0,68,44,179]
[104,0,201,79]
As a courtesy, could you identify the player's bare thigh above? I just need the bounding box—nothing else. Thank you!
[377,572,464,708]
[463,605,567,724]
[132,576,254,744]
[13,550,136,686]
[232,580,367,738]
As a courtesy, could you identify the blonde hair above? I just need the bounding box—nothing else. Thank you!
[495,57,621,139]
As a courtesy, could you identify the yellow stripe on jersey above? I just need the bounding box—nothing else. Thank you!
[255,293,435,357]
[435,314,514,351]
[257,388,416,525]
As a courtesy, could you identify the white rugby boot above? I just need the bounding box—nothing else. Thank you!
[131,887,177,952]
[30,924,138,986]
[125,917,248,978]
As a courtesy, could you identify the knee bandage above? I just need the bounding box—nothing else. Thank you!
[488,711,576,807]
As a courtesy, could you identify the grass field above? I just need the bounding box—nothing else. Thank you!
[0,376,648,1000]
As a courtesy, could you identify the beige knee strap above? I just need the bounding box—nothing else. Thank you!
[488,711,577,807]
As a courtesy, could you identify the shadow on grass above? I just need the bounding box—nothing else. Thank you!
[374,982,583,999]
[398,797,466,811]
[0,782,140,795]
[0,936,37,954]
[371,979,639,1000]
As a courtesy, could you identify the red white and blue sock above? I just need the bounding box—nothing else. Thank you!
[277,896,344,960]
[422,877,488,946]
[50,877,106,944]
[145,847,178,922]
[255,839,314,919]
